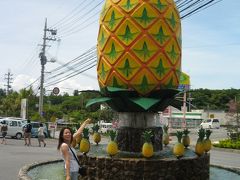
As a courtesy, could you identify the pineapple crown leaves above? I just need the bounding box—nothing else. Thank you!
[205,129,212,139]
[92,124,100,132]
[83,128,89,140]
[198,128,205,141]
[176,131,183,143]
[108,130,117,141]
[163,125,169,133]
[183,128,190,136]
[142,130,153,143]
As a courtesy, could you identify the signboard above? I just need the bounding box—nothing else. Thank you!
[178,72,190,91]
[48,123,57,129]
[21,99,27,119]
[53,87,60,95]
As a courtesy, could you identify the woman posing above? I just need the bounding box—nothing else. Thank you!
[57,118,91,180]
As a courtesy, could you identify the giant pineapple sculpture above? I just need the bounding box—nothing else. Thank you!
[94,0,182,112]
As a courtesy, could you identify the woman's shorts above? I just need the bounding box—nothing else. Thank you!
[2,132,7,138]
[38,135,44,141]
[24,132,31,138]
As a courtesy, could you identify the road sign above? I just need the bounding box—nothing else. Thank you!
[52,87,60,95]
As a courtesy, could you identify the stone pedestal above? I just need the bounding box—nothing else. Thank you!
[116,112,163,152]
[78,153,210,180]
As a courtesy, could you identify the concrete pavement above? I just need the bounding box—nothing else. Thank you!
[0,138,59,180]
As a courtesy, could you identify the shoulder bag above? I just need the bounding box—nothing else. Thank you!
[68,145,87,177]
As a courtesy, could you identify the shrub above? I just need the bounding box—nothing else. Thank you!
[213,139,240,149]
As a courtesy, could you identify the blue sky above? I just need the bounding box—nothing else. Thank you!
[0,0,239,95]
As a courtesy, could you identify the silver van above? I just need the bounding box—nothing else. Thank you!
[200,118,220,129]
[0,118,27,139]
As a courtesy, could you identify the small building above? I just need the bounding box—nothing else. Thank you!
[162,106,228,129]
[164,109,204,129]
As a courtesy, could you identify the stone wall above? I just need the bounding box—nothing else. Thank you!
[78,154,210,180]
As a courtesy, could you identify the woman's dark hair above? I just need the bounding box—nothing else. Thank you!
[39,123,43,127]
[57,127,73,150]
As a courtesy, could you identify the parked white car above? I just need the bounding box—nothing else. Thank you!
[200,119,220,129]
[0,118,27,139]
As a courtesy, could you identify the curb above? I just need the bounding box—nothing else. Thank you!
[211,164,240,175]
[212,146,240,154]
[18,159,63,180]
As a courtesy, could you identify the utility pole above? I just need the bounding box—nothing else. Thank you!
[4,69,13,95]
[39,18,57,118]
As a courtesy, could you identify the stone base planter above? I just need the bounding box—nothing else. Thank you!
[78,153,210,180]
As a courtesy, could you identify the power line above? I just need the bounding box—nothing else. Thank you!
[58,0,104,36]
[50,0,88,28]
[55,0,100,31]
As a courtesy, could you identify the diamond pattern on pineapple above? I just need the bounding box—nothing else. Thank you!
[148,52,172,81]
[131,69,158,95]
[119,0,139,13]
[97,57,112,84]
[165,39,180,65]
[161,71,179,88]
[132,3,158,29]
[115,19,141,46]
[100,1,112,21]
[103,7,124,32]
[106,72,128,89]
[115,52,141,81]
[98,26,110,50]
[103,38,124,65]
[149,19,171,46]
[132,35,158,63]
[164,6,180,32]
[150,0,169,13]
[176,26,182,48]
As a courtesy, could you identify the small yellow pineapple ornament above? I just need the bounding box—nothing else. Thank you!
[142,130,154,158]
[106,130,118,157]
[173,131,184,158]
[203,129,212,153]
[92,124,101,145]
[195,128,205,156]
[182,128,190,148]
[80,128,90,154]
[163,125,169,146]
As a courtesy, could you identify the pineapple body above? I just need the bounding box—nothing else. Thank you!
[195,140,204,156]
[106,141,118,156]
[163,133,169,146]
[142,142,154,158]
[97,0,181,95]
[182,135,190,148]
[195,128,205,156]
[80,138,90,153]
[203,130,212,152]
[93,132,101,145]
[173,142,184,157]
[203,139,212,152]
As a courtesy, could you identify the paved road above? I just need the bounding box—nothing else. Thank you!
[0,127,239,180]
[210,149,240,169]
[0,138,59,180]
